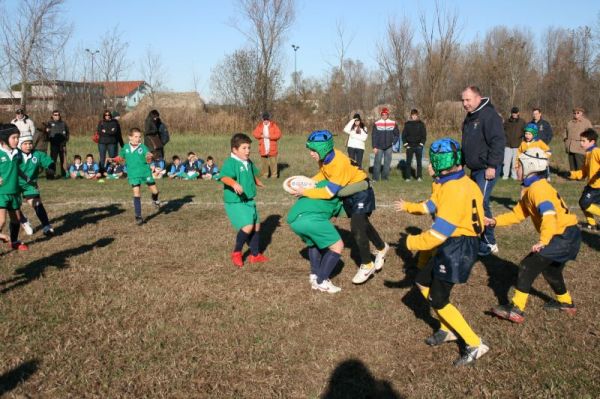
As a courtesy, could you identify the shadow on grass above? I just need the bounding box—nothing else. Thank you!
[322,358,404,399]
[277,162,289,177]
[260,214,281,253]
[51,204,125,236]
[144,194,195,223]
[0,359,39,395]
[581,229,600,249]
[0,237,114,295]
[338,228,361,268]
[490,195,518,210]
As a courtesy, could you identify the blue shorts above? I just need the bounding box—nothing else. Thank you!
[432,236,479,284]
[342,187,376,216]
[539,225,581,264]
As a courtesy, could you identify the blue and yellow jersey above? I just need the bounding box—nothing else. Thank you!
[518,139,551,157]
[495,176,577,245]
[303,149,367,200]
[404,181,440,215]
[407,170,484,251]
[570,146,600,189]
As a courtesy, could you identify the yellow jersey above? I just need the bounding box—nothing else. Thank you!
[495,177,577,245]
[407,170,484,251]
[517,139,552,157]
[303,149,367,200]
[569,146,600,189]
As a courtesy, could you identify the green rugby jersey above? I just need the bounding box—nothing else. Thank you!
[220,155,260,203]
[287,180,343,223]
[119,143,152,178]
[0,147,23,195]
[20,150,54,186]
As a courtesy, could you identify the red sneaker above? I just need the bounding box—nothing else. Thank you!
[249,253,269,263]
[231,251,243,268]
[10,241,29,251]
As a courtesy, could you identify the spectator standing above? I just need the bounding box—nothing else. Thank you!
[11,109,35,140]
[144,109,166,160]
[402,109,427,181]
[502,107,526,180]
[252,112,282,178]
[96,110,124,172]
[343,113,368,168]
[565,107,593,172]
[530,108,553,145]
[46,110,70,179]
[32,122,49,154]
[371,107,400,181]
[460,85,505,256]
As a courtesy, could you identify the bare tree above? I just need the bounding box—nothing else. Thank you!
[140,47,166,105]
[377,17,414,114]
[0,0,71,109]
[96,25,129,83]
[234,0,295,113]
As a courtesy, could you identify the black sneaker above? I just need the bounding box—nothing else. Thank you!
[579,222,599,231]
[135,216,144,225]
[152,200,161,209]
[453,342,489,367]
[425,329,458,346]
[491,304,525,324]
[543,300,577,315]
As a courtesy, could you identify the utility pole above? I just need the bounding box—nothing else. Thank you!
[85,48,100,81]
[291,44,299,98]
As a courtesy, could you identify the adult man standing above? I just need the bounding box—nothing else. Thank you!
[531,108,553,145]
[461,86,505,256]
[252,112,282,178]
[46,110,69,179]
[502,107,525,180]
[371,107,399,181]
[565,107,593,171]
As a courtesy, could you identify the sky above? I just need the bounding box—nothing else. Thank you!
[5,0,600,101]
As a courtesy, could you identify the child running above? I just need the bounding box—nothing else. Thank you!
[568,128,600,230]
[220,133,268,267]
[0,124,27,249]
[488,147,581,323]
[292,130,389,285]
[18,135,56,235]
[108,128,160,225]
[402,138,488,366]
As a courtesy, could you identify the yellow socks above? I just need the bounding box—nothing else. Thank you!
[586,204,600,217]
[512,289,529,311]
[419,286,452,333]
[435,303,480,347]
[584,213,597,226]
[556,291,573,305]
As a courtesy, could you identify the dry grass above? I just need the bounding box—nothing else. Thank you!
[0,136,599,398]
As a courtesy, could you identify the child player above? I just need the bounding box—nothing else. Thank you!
[220,133,268,267]
[402,138,488,366]
[488,148,581,323]
[18,135,56,235]
[0,124,27,249]
[292,130,389,285]
[108,128,160,225]
[568,128,600,230]
[518,123,551,157]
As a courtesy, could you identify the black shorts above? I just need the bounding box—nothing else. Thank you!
[415,236,479,285]
[539,225,581,264]
[342,186,376,216]
[579,185,600,210]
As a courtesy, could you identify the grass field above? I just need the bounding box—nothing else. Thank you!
[1,134,599,398]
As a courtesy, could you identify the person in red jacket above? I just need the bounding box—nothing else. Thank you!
[252,112,282,178]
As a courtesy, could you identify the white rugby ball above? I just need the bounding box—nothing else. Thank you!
[283,175,316,194]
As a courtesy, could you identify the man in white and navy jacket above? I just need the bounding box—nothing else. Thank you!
[371,107,400,181]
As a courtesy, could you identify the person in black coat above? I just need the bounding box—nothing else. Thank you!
[96,110,124,172]
[144,109,165,160]
[402,109,427,181]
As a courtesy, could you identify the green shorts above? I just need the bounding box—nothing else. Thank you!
[224,201,259,230]
[21,185,40,198]
[289,212,341,249]
[0,193,22,210]
[129,175,156,186]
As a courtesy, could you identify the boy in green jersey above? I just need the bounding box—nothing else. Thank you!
[287,180,344,293]
[18,135,56,235]
[220,133,268,268]
[0,124,27,249]
[108,128,160,225]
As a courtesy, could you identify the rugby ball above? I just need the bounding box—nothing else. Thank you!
[283,175,316,194]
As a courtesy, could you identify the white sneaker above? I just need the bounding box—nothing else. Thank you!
[352,262,376,284]
[21,221,33,235]
[309,274,318,289]
[374,243,390,271]
[489,244,499,254]
[42,225,55,236]
[315,279,341,293]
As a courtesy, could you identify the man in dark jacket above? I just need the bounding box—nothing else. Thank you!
[402,108,427,181]
[144,109,165,160]
[461,86,505,256]
[96,110,123,172]
[530,108,553,145]
[502,107,525,180]
[371,107,400,181]
[46,110,69,178]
